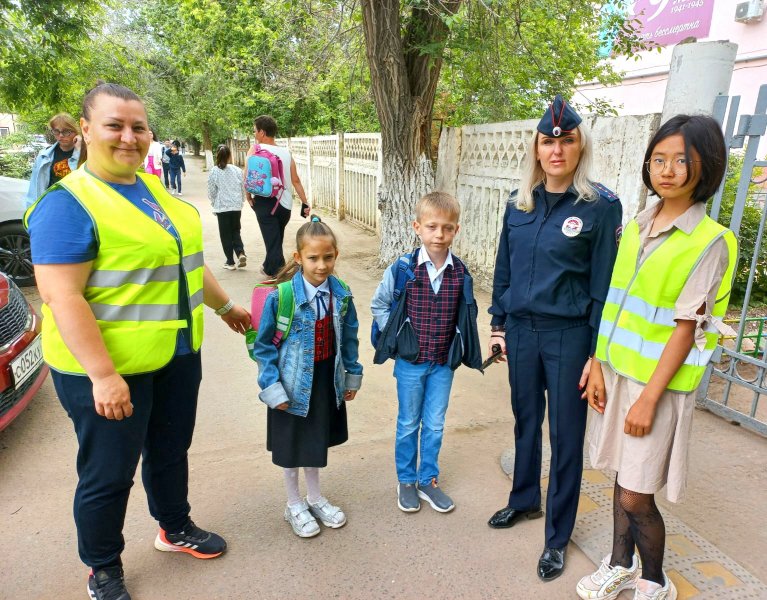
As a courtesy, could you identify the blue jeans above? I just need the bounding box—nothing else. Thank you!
[393,359,455,485]
[170,168,182,193]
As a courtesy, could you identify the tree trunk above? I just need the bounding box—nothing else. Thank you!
[361,0,461,265]
[201,121,213,170]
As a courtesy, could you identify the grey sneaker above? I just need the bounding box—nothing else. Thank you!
[397,483,421,512]
[284,501,320,538]
[417,479,455,512]
[307,496,347,528]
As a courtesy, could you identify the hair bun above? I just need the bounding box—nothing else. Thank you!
[310,215,321,222]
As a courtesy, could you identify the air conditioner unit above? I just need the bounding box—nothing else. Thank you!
[735,0,764,22]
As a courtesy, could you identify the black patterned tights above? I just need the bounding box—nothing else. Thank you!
[609,479,666,585]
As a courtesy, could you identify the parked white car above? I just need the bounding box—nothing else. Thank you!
[0,176,34,286]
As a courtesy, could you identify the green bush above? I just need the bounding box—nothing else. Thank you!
[0,132,36,179]
[717,153,767,307]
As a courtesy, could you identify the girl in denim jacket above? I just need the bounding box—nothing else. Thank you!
[252,217,363,538]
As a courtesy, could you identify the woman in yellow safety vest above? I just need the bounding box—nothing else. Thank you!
[577,115,738,600]
[25,83,251,600]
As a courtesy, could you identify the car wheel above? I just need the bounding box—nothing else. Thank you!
[0,222,35,287]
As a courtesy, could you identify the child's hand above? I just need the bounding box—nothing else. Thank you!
[343,390,357,401]
[582,359,606,413]
[624,395,657,437]
[276,402,289,411]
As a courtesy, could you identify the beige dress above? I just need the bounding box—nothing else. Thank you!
[588,202,733,503]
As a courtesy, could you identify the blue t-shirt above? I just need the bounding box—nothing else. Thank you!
[28,178,193,354]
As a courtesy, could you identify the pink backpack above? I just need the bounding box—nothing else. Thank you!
[245,144,286,214]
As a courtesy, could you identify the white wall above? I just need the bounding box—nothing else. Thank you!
[578,0,767,119]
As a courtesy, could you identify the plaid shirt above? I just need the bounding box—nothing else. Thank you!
[405,259,464,364]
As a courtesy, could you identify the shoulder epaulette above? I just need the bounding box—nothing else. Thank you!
[592,182,619,203]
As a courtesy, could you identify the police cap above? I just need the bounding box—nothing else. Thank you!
[537,95,582,138]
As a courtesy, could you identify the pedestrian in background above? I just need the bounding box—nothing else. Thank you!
[208,144,247,270]
[577,115,737,600]
[168,142,186,195]
[25,113,84,207]
[245,115,310,277]
[161,139,172,189]
[486,95,623,582]
[143,129,164,178]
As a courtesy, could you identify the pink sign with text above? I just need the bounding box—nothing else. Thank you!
[630,0,715,46]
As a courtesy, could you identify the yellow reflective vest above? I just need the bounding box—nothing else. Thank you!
[25,168,205,375]
[595,214,737,393]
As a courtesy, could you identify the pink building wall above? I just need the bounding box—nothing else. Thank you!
[578,0,767,117]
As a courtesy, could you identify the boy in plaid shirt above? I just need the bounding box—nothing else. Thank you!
[371,192,481,513]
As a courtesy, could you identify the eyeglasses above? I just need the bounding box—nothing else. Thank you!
[645,157,700,175]
[51,128,76,138]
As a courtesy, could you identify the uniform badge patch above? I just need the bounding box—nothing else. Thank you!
[562,216,583,237]
[616,225,623,246]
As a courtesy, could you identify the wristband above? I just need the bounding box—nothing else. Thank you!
[214,299,234,316]
[490,325,505,332]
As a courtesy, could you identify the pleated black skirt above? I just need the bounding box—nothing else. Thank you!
[266,354,348,468]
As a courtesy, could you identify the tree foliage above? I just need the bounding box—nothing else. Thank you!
[718,153,767,307]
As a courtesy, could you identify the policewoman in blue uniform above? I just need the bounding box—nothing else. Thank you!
[486,96,623,581]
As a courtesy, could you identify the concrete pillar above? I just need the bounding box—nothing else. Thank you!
[435,126,462,197]
[661,41,738,123]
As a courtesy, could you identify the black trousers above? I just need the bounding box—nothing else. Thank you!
[52,353,201,570]
[251,199,291,277]
[215,210,244,265]
[161,163,170,187]
[505,317,590,548]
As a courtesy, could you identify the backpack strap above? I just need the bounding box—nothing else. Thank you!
[392,250,418,304]
[273,281,295,346]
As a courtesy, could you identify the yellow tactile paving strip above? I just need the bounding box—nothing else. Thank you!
[500,448,767,599]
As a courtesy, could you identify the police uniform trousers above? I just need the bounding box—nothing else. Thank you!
[51,352,201,570]
[505,316,590,548]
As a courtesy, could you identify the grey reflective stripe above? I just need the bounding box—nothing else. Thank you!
[600,320,714,367]
[90,303,180,321]
[606,288,720,334]
[606,287,677,327]
[189,289,204,312]
[182,251,204,272]
[88,265,179,288]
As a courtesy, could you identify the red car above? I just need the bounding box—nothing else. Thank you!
[0,271,48,431]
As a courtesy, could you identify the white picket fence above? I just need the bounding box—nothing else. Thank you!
[229,133,382,232]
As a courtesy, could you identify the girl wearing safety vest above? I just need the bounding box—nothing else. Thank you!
[577,115,738,600]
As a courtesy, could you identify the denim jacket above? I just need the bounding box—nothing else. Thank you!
[24,142,81,207]
[253,272,364,417]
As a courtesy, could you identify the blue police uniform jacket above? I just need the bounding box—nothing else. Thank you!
[489,183,623,353]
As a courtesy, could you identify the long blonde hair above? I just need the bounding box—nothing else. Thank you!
[514,125,596,212]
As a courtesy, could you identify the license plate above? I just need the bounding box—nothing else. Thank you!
[10,336,43,387]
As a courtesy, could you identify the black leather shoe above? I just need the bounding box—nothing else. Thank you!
[537,547,566,581]
[487,505,543,529]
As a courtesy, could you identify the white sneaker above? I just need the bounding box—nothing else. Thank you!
[223,263,237,271]
[576,553,641,599]
[307,496,347,528]
[284,501,320,538]
[634,573,677,600]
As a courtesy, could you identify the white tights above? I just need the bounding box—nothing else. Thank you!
[283,467,322,506]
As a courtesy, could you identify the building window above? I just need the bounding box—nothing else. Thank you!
[0,127,9,137]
